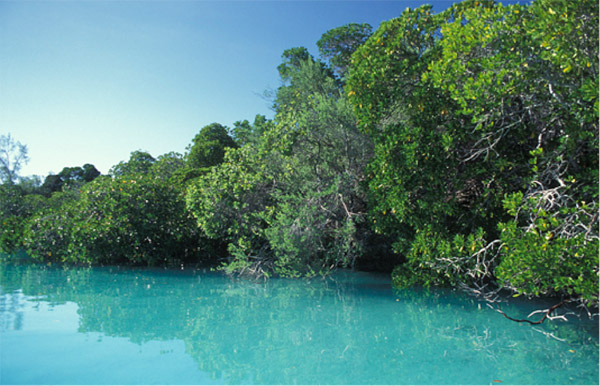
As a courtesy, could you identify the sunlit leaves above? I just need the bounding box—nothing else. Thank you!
[346,0,598,302]
[23,172,212,266]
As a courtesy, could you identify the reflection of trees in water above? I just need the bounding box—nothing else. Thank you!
[0,290,25,331]
[0,261,597,384]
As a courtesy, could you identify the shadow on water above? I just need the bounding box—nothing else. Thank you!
[0,258,598,384]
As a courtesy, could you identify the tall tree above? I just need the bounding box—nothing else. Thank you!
[186,123,238,169]
[232,115,274,147]
[0,134,29,185]
[110,151,156,177]
[41,164,100,196]
[40,174,64,196]
[277,47,314,82]
[317,23,372,79]
[81,164,101,182]
[187,55,372,277]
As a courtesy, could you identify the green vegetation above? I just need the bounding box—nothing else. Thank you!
[186,54,372,277]
[346,0,598,304]
[1,0,597,308]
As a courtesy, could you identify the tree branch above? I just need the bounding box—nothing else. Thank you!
[494,299,568,325]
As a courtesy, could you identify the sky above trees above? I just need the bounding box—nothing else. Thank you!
[1,0,526,177]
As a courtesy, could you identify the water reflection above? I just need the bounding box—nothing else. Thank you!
[0,290,25,330]
[0,260,598,384]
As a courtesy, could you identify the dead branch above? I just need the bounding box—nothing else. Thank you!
[494,299,569,325]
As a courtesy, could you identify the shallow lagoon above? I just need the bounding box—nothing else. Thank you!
[0,260,598,384]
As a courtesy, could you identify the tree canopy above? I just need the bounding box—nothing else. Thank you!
[317,22,372,79]
[186,123,238,169]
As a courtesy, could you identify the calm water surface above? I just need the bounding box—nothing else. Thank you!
[0,259,598,384]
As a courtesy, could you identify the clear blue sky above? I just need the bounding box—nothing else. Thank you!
[1,0,524,178]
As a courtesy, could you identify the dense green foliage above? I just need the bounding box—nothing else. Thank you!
[24,174,203,265]
[1,0,597,308]
[316,22,372,79]
[187,123,239,169]
[0,184,42,253]
[40,163,100,196]
[1,151,225,267]
[346,0,598,303]
[186,53,372,277]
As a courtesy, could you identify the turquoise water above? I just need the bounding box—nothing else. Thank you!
[0,260,598,385]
